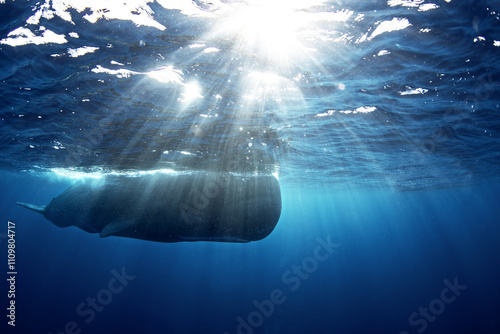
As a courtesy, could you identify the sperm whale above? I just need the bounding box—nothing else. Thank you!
[16,171,281,243]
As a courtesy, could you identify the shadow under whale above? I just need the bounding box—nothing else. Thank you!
[17,171,282,243]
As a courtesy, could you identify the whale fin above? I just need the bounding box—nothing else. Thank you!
[100,219,136,238]
[16,202,46,214]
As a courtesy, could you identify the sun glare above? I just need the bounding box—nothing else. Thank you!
[213,0,318,65]
[180,81,203,104]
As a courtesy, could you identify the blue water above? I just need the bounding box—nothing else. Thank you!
[1,0,500,333]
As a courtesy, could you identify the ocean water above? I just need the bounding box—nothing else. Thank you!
[1,0,500,333]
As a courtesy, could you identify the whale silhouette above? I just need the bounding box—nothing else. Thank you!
[16,172,281,243]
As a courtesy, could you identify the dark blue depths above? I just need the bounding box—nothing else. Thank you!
[1,173,500,334]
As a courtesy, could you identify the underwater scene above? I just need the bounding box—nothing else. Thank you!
[1,1,500,333]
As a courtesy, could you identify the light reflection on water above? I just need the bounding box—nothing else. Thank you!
[1,0,499,190]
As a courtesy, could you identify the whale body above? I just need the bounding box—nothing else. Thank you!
[16,172,281,243]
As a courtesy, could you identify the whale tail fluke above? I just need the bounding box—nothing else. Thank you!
[16,202,46,214]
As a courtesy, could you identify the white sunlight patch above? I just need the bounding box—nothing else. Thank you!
[388,0,424,7]
[378,50,391,56]
[156,0,217,18]
[180,151,196,156]
[26,0,166,30]
[209,1,341,66]
[91,65,139,78]
[203,47,220,53]
[316,106,377,117]
[189,43,206,48]
[146,66,184,84]
[27,0,73,24]
[369,18,411,40]
[67,46,99,57]
[418,3,439,11]
[399,87,428,95]
[4,0,167,47]
[0,27,67,46]
[387,0,438,11]
[91,65,184,85]
[180,81,203,102]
